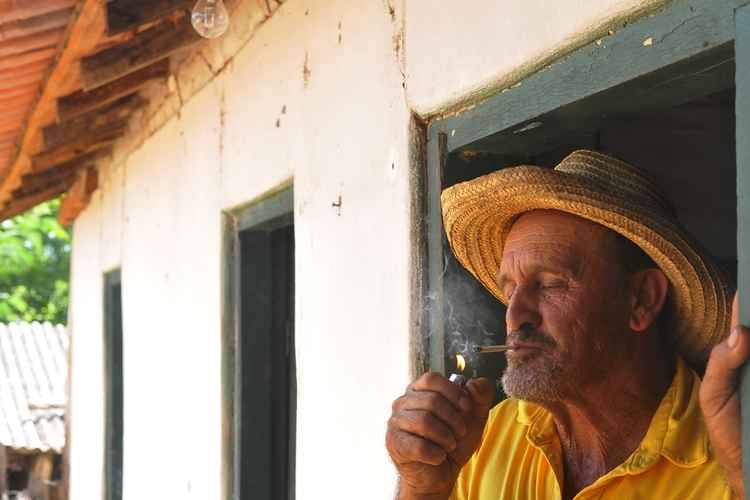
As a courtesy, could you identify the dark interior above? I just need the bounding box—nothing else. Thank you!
[441,45,736,400]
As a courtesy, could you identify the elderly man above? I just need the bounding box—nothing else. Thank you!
[386,150,748,499]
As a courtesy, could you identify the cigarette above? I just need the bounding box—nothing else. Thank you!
[473,344,511,354]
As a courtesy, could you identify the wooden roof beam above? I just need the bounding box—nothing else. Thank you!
[0,0,76,25]
[28,148,110,178]
[15,155,91,197]
[106,0,193,35]
[0,8,72,42]
[0,27,65,59]
[58,165,97,225]
[13,169,77,198]
[43,93,144,149]
[31,126,122,172]
[22,152,100,184]
[13,172,77,198]
[0,183,70,221]
[56,59,169,121]
[82,16,200,90]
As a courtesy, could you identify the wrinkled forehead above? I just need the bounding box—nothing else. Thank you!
[500,210,619,272]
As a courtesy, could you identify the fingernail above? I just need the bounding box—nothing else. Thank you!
[729,327,740,349]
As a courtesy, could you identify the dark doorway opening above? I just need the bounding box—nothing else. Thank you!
[237,216,296,500]
[104,270,123,500]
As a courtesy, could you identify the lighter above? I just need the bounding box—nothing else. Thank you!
[449,354,467,387]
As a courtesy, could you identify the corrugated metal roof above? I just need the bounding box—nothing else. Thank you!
[0,322,67,453]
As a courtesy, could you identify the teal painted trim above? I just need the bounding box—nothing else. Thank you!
[221,216,237,500]
[433,0,743,152]
[426,133,447,373]
[234,187,293,232]
[735,3,750,495]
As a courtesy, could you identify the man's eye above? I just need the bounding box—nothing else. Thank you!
[540,280,565,290]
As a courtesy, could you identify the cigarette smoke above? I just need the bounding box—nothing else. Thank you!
[423,246,508,395]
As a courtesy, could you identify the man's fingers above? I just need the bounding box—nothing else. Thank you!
[389,410,458,453]
[397,390,467,438]
[411,372,462,407]
[731,292,740,330]
[704,326,750,381]
[387,428,447,466]
[464,378,495,417]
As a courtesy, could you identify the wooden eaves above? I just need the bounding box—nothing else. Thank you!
[0,0,204,224]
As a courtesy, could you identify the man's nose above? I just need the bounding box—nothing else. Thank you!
[506,286,542,333]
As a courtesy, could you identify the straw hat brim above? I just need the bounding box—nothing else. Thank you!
[441,165,732,366]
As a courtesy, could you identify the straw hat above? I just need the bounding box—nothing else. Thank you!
[441,149,732,366]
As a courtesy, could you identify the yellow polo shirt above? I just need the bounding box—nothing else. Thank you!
[451,357,732,499]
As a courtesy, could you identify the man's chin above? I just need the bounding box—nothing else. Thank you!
[501,364,564,402]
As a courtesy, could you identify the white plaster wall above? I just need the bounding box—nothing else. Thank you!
[68,194,105,500]
[405,0,668,116]
[69,0,411,498]
[67,0,669,498]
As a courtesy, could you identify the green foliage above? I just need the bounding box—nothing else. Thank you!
[0,199,70,324]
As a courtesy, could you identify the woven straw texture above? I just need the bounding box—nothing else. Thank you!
[441,150,731,366]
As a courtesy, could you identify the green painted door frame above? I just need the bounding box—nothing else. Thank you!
[736,3,750,493]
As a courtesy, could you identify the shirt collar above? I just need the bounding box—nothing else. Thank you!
[515,356,709,473]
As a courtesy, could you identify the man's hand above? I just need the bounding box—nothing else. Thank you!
[386,373,495,500]
[700,292,750,499]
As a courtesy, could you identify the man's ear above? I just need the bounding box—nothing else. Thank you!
[629,268,669,332]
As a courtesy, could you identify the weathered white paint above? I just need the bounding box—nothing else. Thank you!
[405,0,668,117]
[67,0,661,498]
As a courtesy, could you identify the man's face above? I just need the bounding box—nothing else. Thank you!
[498,210,633,403]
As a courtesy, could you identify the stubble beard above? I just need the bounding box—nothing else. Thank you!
[501,355,566,403]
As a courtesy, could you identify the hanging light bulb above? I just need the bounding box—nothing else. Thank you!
[191,0,230,39]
